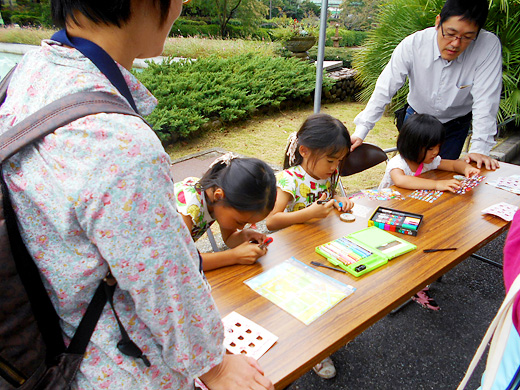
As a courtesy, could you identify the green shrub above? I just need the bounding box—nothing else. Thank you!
[137,54,331,144]
[325,28,367,47]
[170,22,221,37]
[170,20,271,40]
[1,0,52,27]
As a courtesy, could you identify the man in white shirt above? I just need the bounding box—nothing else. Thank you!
[351,0,501,170]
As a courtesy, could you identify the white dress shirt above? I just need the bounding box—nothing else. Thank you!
[353,27,502,155]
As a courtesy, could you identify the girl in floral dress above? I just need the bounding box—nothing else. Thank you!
[265,113,354,379]
[175,154,276,271]
[266,113,354,231]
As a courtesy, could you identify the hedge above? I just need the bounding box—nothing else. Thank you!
[170,18,271,40]
[137,54,332,144]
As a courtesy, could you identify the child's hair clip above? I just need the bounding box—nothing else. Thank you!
[285,132,298,165]
[210,152,239,168]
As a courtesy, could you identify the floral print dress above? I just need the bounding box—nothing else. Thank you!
[0,41,224,389]
[276,165,337,211]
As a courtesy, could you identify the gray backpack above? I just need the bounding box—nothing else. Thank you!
[0,67,150,389]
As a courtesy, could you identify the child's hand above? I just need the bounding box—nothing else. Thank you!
[435,179,461,193]
[242,229,266,245]
[333,196,354,212]
[308,193,335,219]
[464,165,480,178]
[230,241,267,265]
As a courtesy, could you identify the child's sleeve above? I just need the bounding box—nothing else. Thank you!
[276,170,296,199]
[174,178,202,224]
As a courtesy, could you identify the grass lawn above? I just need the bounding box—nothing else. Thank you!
[166,101,397,194]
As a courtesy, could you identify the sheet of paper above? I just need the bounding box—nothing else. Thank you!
[482,202,519,221]
[194,312,279,390]
[486,175,520,195]
[222,311,278,359]
[244,257,355,325]
[350,203,372,218]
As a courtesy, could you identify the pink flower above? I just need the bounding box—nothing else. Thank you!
[83,268,96,277]
[96,129,108,141]
[160,218,170,230]
[91,209,105,220]
[192,344,203,356]
[138,200,149,213]
[101,193,111,206]
[128,144,140,157]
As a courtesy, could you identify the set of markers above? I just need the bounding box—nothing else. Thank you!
[368,206,423,236]
[318,237,372,265]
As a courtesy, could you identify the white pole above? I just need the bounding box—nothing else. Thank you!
[313,0,329,113]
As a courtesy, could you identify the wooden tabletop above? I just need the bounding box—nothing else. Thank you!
[205,162,520,389]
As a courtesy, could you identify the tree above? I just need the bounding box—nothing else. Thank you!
[259,0,319,19]
[184,0,268,37]
[354,0,520,124]
[340,0,383,31]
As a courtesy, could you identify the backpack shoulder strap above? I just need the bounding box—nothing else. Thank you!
[0,91,142,164]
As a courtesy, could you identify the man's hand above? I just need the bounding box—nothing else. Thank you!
[464,153,500,170]
[350,135,363,152]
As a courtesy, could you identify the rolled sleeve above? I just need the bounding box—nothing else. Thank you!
[468,37,502,155]
[353,36,411,139]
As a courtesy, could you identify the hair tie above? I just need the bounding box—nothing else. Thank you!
[285,132,298,165]
[209,152,239,168]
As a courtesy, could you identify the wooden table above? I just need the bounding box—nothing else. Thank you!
[206,162,520,389]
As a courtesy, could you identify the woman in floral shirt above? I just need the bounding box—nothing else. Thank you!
[0,1,273,389]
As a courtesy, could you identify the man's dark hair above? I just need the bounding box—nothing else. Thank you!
[439,0,489,29]
[51,0,172,28]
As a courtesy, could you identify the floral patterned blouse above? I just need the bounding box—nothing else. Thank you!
[276,165,337,212]
[174,177,214,241]
[0,41,224,389]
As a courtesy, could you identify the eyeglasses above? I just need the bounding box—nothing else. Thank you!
[440,24,478,43]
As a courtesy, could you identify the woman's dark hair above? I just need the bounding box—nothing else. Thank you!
[397,114,446,164]
[199,157,277,215]
[439,0,489,30]
[283,113,351,170]
[51,0,172,28]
